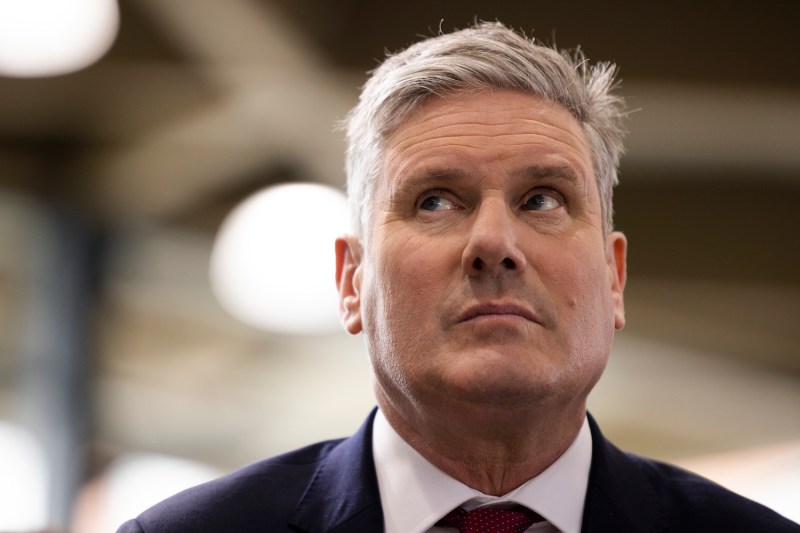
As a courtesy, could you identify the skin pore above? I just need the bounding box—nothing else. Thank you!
[336,89,627,495]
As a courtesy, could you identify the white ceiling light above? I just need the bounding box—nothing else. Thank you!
[0,423,47,531]
[101,454,220,532]
[0,0,119,78]
[210,183,350,335]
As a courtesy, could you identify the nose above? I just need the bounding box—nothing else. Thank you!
[462,199,527,277]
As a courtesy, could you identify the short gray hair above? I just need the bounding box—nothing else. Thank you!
[344,21,627,239]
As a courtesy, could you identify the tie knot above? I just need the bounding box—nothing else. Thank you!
[436,505,542,533]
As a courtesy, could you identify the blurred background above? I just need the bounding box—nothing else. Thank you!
[0,0,798,530]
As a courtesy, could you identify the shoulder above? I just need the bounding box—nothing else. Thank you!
[637,454,800,530]
[585,415,799,532]
[119,438,345,533]
[623,449,798,531]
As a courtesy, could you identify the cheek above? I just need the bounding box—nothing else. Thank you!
[541,255,614,396]
[370,238,458,350]
[361,246,450,398]
[543,241,616,346]
[381,233,456,295]
[363,239,447,338]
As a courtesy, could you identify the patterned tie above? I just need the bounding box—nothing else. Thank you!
[435,506,543,533]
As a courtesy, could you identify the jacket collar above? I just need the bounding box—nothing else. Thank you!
[290,409,384,532]
[581,413,667,533]
[289,410,668,533]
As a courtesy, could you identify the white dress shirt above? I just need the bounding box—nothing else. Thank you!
[372,409,592,533]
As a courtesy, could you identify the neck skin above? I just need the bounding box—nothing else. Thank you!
[375,386,587,496]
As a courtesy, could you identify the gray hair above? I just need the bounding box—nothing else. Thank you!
[344,21,628,239]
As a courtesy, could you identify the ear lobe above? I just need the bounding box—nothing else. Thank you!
[607,231,627,330]
[335,235,363,335]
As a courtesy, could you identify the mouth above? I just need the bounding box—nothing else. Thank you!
[458,302,541,325]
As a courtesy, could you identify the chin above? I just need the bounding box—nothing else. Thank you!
[445,349,598,406]
[441,369,562,409]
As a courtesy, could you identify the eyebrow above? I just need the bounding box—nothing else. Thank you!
[403,167,470,183]
[518,164,581,183]
[405,164,579,181]
[395,164,582,192]
[390,167,470,197]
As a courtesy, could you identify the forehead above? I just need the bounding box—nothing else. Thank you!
[382,90,592,184]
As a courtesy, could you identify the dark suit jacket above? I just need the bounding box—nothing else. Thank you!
[118,410,798,532]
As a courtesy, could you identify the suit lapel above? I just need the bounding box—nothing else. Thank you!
[290,409,385,532]
[581,414,667,533]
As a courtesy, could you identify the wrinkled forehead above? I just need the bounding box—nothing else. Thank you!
[375,89,589,168]
[377,85,586,139]
[377,90,593,189]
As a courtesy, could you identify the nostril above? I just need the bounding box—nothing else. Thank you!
[471,256,516,272]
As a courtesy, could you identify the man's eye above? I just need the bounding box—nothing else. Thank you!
[522,192,562,211]
[419,195,459,211]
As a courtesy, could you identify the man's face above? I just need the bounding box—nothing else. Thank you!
[337,90,626,416]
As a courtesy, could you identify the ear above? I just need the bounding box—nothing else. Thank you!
[606,231,627,330]
[335,235,363,335]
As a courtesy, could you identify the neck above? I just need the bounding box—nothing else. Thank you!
[376,389,586,496]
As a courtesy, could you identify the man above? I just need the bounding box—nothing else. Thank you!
[118,22,798,532]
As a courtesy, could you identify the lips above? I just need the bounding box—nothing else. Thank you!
[458,302,541,325]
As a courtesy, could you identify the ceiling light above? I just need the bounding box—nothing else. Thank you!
[0,423,47,531]
[210,183,350,335]
[0,0,119,78]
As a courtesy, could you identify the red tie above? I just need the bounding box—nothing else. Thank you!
[435,506,543,533]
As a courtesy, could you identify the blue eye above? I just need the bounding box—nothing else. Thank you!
[419,195,459,211]
[522,192,561,211]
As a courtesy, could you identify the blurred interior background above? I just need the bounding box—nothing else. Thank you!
[0,1,798,530]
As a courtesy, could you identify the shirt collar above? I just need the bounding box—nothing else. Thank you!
[372,409,592,533]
